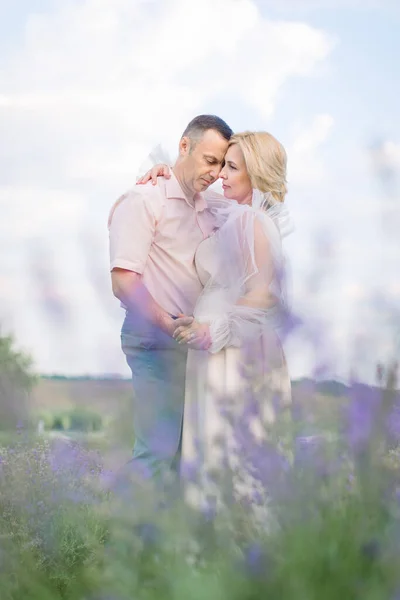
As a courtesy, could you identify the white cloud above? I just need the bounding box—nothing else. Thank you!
[370,140,400,172]
[258,0,396,9]
[0,0,335,187]
[292,114,334,154]
[0,0,336,375]
[287,113,334,185]
[384,141,400,168]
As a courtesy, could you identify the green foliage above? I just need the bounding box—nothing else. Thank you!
[0,330,36,430]
[0,331,35,388]
[0,438,107,599]
[69,407,102,432]
[36,407,103,433]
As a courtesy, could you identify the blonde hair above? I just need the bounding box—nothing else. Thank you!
[229,131,288,203]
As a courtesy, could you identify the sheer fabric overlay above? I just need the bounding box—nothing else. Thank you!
[194,190,293,353]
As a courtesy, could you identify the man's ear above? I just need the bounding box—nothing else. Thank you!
[179,136,191,156]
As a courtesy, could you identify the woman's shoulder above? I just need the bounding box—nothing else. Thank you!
[203,188,232,212]
[203,188,224,201]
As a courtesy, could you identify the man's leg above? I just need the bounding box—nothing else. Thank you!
[121,334,187,482]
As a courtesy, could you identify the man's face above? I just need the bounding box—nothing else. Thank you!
[180,129,229,193]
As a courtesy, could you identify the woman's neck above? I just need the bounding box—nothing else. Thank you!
[236,191,253,206]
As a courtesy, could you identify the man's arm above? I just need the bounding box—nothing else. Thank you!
[108,189,191,337]
[111,268,178,337]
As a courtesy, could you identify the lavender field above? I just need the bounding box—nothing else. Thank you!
[1,331,400,600]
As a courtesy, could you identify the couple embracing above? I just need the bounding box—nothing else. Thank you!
[108,114,292,508]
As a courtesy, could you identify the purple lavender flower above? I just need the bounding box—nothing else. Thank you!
[243,542,271,578]
[234,418,290,502]
[99,468,116,490]
[180,459,200,484]
[376,363,385,384]
[387,401,400,444]
[202,496,217,522]
[346,382,382,455]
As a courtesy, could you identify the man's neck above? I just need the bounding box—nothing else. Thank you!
[172,165,196,204]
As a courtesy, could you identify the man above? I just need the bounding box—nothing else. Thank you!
[108,115,232,484]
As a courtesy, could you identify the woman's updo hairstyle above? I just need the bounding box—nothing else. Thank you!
[228,131,288,204]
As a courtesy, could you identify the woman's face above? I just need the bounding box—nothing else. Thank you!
[219,143,252,205]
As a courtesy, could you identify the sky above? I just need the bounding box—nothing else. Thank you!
[0,0,399,383]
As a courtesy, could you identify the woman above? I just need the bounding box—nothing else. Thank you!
[140,132,292,510]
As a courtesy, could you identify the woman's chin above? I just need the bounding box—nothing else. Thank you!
[223,188,233,199]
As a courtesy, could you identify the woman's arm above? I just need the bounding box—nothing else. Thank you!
[237,217,276,309]
[176,213,281,353]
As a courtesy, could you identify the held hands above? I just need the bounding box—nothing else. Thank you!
[172,317,211,351]
[136,164,172,186]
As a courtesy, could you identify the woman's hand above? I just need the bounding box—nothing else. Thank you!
[173,319,211,350]
[136,164,172,186]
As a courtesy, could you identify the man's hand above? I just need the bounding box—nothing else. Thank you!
[173,319,211,351]
[112,269,187,338]
[164,315,193,338]
[136,164,172,186]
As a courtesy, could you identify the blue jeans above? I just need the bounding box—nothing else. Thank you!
[121,313,187,481]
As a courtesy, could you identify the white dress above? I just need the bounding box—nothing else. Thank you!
[181,194,292,510]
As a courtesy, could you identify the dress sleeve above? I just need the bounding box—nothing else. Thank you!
[195,209,284,353]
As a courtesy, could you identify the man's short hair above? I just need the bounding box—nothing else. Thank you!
[182,114,233,148]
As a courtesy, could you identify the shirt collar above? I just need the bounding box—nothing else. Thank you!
[165,172,207,213]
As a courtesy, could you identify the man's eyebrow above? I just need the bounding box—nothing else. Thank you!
[203,154,221,162]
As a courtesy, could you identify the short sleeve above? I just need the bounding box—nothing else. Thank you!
[108,188,160,274]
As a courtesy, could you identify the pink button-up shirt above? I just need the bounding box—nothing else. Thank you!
[108,173,215,316]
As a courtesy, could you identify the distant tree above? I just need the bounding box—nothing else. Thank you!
[0,331,36,430]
